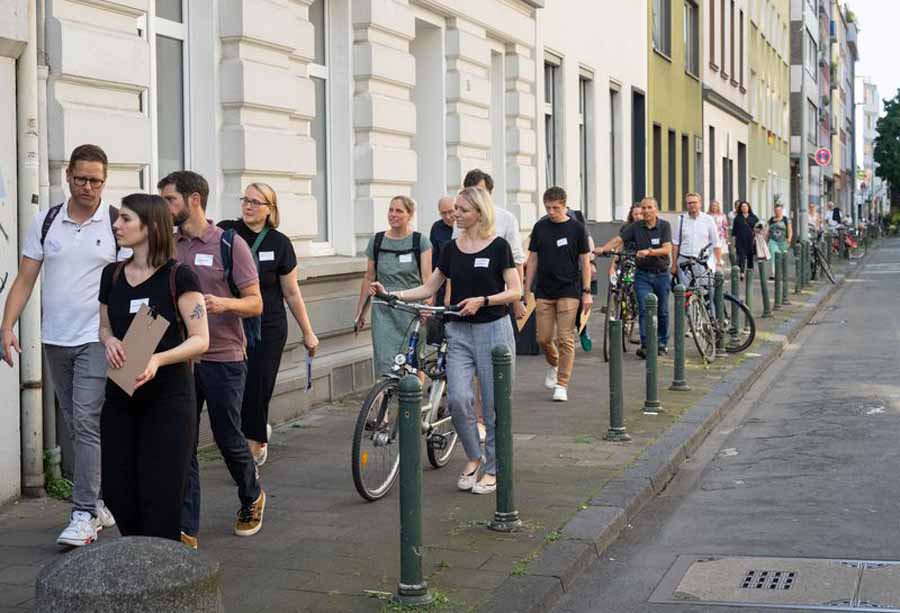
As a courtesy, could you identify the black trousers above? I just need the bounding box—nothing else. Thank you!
[241,324,287,443]
[735,247,755,273]
[101,364,195,541]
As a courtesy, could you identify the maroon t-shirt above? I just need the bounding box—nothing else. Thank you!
[175,222,259,362]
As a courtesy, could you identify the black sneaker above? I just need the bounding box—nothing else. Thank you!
[636,347,647,360]
[658,345,668,356]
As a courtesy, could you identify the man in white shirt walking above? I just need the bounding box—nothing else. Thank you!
[671,192,721,286]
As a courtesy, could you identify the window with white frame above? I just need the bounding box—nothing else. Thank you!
[653,0,672,56]
[578,73,593,214]
[153,0,187,180]
[807,99,817,144]
[684,0,699,76]
[805,32,817,81]
[544,57,561,187]
[309,0,329,242]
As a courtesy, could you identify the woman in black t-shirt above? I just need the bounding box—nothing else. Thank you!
[98,194,209,541]
[370,187,521,495]
[219,183,319,466]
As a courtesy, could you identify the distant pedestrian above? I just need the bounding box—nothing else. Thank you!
[731,200,758,279]
[608,203,643,280]
[1,144,120,547]
[429,196,456,305]
[524,187,591,402]
[159,170,266,547]
[369,187,521,495]
[708,200,729,260]
[808,203,822,235]
[595,197,672,358]
[354,196,432,378]
[672,193,721,287]
[99,194,208,541]
[219,183,319,467]
[767,203,792,264]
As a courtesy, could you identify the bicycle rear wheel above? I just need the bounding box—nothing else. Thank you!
[351,378,401,501]
[722,295,756,353]
[426,379,458,468]
[687,294,716,362]
[816,249,836,284]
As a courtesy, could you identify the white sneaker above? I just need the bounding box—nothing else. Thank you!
[552,386,568,402]
[57,511,98,547]
[544,367,558,390]
[471,479,497,495]
[457,464,480,491]
[94,500,116,531]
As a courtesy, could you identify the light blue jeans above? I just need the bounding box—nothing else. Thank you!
[445,317,516,476]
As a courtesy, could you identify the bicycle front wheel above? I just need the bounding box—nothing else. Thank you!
[622,286,638,349]
[687,295,716,362]
[351,378,401,501]
[426,379,458,468]
[722,295,756,353]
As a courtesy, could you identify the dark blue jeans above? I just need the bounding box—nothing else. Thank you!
[181,360,261,537]
[634,270,670,348]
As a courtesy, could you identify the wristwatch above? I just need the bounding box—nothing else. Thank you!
[483,295,490,306]
[581,288,591,295]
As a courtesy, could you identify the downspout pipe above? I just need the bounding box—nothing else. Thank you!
[17,0,45,497]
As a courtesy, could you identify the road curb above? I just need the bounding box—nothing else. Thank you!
[477,258,861,613]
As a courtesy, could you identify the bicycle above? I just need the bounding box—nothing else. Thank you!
[677,245,755,362]
[809,231,836,284]
[847,224,868,259]
[600,251,639,362]
[351,293,461,501]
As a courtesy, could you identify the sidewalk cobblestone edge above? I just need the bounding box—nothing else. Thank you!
[476,257,863,613]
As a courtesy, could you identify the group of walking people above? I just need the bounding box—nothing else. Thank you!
[1,144,319,549]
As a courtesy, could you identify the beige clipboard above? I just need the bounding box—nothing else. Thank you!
[108,304,170,397]
[577,305,592,334]
[516,293,537,332]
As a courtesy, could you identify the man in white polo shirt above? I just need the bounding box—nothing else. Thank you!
[1,144,122,547]
[671,192,721,287]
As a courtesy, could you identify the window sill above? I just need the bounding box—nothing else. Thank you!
[740,86,747,94]
[298,255,368,281]
[686,69,700,82]
[721,71,729,80]
[709,62,719,72]
[653,47,673,63]
[731,79,739,87]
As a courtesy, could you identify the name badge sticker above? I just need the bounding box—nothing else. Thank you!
[195,253,214,267]
[129,298,150,314]
[258,251,275,262]
[398,253,413,263]
[474,258,490,269]
[556,237,569,247]
[651,238,661,246]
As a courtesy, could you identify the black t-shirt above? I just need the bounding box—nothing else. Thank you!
[218,220,297,329]
[618,223,638,251]
[527,217,589,299]
[619,219,673,272]
[437,237,515,324]
[98,259,202,355]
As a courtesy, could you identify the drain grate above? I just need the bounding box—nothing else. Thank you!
[741,569,796,591]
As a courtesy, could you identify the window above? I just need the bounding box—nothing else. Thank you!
[807,99,817,144]
[653,0,672,56]
[805,32,817,81]
[153,0,187,180]
[309,0,329,242]
[720,0,727,77]
[578,75,594,213]
[653,125,663,206]
[682,134,690,198]
[608,85,620,220]
[544,59,561,187]
[668,130,677,211]
[739,10,745,88]
[730,0,736,80]
[709,0,717,68]
[709,126,716,202]
[684,1,699,76]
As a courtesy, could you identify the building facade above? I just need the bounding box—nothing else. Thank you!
[539,0,647,222]
[855,75,885,219]
[649,0,704,212]
[789,0,821,233]
[829,2,857,217]
[703,0,751,215]
[747,0,791,222]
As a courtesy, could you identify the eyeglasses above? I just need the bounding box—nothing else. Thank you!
[240,197,270,209]
[72,176,105,189]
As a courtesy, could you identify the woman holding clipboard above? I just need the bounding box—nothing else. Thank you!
[98,194,209,541]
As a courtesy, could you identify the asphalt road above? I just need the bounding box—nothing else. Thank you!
[553,241,900,613]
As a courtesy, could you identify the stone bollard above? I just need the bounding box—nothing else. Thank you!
[604,319,631,441]
[642,293,662,414]
[669,285,690,392]
[773,252,782,310]
[489,344,522,533]
[35,537,222,613]
[758,259,771,318]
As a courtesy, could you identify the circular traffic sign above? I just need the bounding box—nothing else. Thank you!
[815,148,831,167]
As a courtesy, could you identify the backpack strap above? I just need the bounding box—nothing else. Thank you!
[40,204,64,247]
[372,231,385,280]
[220,228,240,297]
[250,226,270,258]
[412,231,422,278]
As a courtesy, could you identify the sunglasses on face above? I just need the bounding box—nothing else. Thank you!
[72,176,105,189]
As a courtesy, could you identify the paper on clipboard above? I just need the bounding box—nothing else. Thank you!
[108,304,170,397]
[577,305,592,334]
[515,293,537,332]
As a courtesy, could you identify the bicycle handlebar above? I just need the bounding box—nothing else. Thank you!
[373,291,462,315]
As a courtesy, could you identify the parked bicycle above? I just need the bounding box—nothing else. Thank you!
[809,231,836,284]
[677,244,755,362]
[600,250,639,362]
[351,293,461,501]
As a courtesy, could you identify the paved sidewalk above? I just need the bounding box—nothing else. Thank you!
[0,256,857,613]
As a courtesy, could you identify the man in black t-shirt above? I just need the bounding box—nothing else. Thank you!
[595,197,672,358]
[429,196,456,305]
[525,187,591,402]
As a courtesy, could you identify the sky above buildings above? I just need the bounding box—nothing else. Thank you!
[849,0,899,109]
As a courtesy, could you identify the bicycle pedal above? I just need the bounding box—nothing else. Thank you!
[427,432,450,451]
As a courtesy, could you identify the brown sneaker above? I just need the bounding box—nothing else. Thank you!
[234,490,266,537]
[180,531,198,550]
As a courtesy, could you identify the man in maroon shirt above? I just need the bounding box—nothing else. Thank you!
[158,171,265,546]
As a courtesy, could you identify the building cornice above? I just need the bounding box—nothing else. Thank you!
[703,85,753,124]
[520,0,544,7]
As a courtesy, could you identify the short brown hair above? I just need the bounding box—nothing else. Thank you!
[120,193,175,268]
[246,182,280,228]
[463,169,494,193]
[543,186,567,205]
[158,171,209,210]
[685,192,702,202]
[68,144,108,175]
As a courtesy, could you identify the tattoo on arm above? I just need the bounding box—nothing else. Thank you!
[190,304,205,320]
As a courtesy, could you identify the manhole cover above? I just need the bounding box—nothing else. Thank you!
[650,556,900,611]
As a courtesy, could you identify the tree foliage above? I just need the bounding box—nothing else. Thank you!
[874,90,900,191]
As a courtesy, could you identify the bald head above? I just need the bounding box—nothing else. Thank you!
[438,196,456,227]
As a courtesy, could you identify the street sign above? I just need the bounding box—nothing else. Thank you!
[815,148,832,167]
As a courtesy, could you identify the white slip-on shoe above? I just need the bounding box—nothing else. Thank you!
[57,511,98,547]
[471,479,497,495]
[552,385,568,402]
[544,367,558,390]
[457,463,480,491]
[94,500,116,531]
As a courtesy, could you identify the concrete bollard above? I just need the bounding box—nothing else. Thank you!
[35,537,223,613]
[642,294,662,414]
[669,285,690,392]
[604,319,631,441]
[489,344,522,532]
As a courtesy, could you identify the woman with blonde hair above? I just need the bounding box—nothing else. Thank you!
[708,200,729,266]
[369,187,521,494]
[219,183,319,465]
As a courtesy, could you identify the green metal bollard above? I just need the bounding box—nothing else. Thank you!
[669,285,690,391]
[803,242,811,287]
[758,259,771,318]
[395,375,432,606]
[489,344,522,533]
[825,232,832,265]
[781,249,790,305]
[604,319,631,441]
[730,264,741,334]
[773,252,782,310]
[714,272,725,352]
[794,245,802,294]
[642,293,662,413]
[744,265,754,317]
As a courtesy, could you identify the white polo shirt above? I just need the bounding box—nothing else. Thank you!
[21,201,122,346]
[452,206,525,265]
[673,211,719,272]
